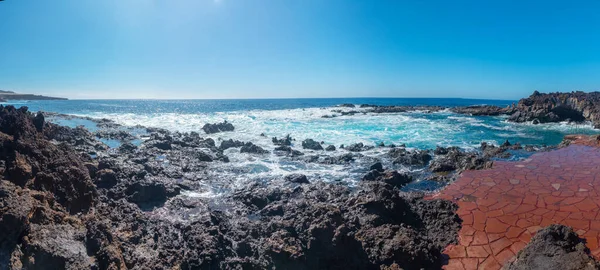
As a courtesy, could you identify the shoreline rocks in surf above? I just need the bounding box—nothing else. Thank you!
[0,105,465,269]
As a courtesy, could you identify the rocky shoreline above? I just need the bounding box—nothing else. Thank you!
[1,101,599,269]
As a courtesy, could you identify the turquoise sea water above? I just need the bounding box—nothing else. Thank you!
[6,98,597,150]
[5,98,597,192]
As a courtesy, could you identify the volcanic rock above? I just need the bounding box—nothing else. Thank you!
[202,120,235,134]
[302,138,323,150]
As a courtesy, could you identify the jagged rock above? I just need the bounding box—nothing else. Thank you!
[429,147,492,174]
[118,142,137,153]
[240,142,269,154]
[361,170,411,188]
[369,162,384,172]
[196,151,213,162]
[202,121,235,134]
[284,173,309,184]
[346,143,374,152]
[125,179,180,208]
[504,224,600,270]
[325,145,336,151]
[95,169,118,189]
[272,135,292,146]
[508,91,595,126]
[389,148,432,166]
[302,139,323,150]
[219,139,244,150]
[451,105,514,116]
[273,146,304,157]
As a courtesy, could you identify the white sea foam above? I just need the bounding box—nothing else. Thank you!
[67,106,599,195]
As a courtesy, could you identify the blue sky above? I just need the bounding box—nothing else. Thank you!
[0,0,599,99]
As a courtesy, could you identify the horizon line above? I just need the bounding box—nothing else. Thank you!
[57,96,520,101]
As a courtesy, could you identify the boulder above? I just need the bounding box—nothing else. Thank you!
[202,121,235,134]
[302,139,323,150]
[240,142,269,154]
[284,174,309,184]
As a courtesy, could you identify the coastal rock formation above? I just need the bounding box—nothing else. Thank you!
[202,120,235,134]
[508,91,598,127]
[451,105,515,116]
[389,148,432,167]
[301,138,323,150]
[219,138,245,150]
[272,134,292,146]
[504,224,600,270]
[284,173,309,184]
[0,105,466,269]
[0,89,67,100]
[240,142,269,154]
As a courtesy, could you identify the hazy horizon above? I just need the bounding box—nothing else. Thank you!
[1,1,599,99]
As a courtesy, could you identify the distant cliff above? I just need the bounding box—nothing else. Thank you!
[0,90,67,101]
[508,91,600,128]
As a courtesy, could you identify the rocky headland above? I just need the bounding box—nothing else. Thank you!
[0,90,67,101]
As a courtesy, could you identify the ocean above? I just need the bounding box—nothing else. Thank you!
[4,98,598,192]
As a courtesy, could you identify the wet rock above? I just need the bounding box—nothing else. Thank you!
[504,224,600,270]
[480,142,511,159]
[325,145,336,151]
[219,139,244,150]
[361,170,411,188]
[346,142,374,152]
[125,179,180,208]
[284,173,309,184]
[150,140,172,150]
[451,105,514,116]
[272,134,292,146]
[119,142,137,153]
[429,147,493,174]
[302,139,323,150]
[389,148,432,166]
[240,142,269,154]
[95,129,136,141]
[337,103,356,108]
[369,162,384,172]
[196,151,213,162]
[434,146,449,155]
[273,146,304,157]
[202,121,235,134]
[319,153,356,164]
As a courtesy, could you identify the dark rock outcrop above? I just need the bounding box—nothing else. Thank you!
[346,142,374,152]
[429,147,492,173]
[301,138,323,150]
[362,169,412,188]
[219,139,245,150]
[509,91,596,127]
[202,121,235,134]
[451,105,514,116]
[389,148,432,167]
[504,224,600,270]
[284,173,309,184]
[272,134,292,146]
[240,142,269,154]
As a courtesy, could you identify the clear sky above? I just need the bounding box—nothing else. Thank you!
[1,0,599,99]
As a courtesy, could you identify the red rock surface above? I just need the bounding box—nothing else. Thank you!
[430,135,600,269]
